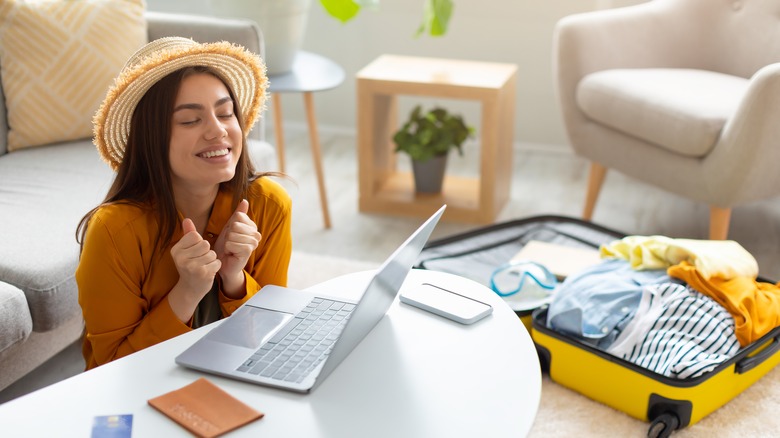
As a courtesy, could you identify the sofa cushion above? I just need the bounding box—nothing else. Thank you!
[247,139,278,172]
[0,282,33,354]
[576,69,750,158]
[0,141,113,331]
[0,0,147,152]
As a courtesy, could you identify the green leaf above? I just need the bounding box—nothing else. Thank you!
[431,107,448,121]
[417,0,453,37]
[319,0,361,23]
[321,0,453,37]
[411,105,422,121]
[392,105,474,162]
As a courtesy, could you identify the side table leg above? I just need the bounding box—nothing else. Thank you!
[272,93,286,172]
[303,92,332,229]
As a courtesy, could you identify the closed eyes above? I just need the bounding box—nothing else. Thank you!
[179,113,234,125]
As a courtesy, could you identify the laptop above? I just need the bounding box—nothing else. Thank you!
[175,205,446,393]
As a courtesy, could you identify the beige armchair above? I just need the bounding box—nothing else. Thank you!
[554,0,780,240]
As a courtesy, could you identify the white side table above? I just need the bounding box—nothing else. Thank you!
[268,51,345,229]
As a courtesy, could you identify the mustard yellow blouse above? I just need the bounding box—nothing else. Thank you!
[668,261,780,347]
[76,177,292,369]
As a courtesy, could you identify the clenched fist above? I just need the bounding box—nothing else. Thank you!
[214,199,261,296]
[171,218,221,302]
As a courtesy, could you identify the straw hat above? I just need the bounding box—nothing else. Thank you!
[93,37,268,170]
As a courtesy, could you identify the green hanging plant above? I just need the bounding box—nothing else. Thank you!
[392,105,474,162]
[319,0,454,37]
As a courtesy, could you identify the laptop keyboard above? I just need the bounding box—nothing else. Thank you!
[236,298,355,383]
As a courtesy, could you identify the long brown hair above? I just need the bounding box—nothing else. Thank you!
[77,66,273,255]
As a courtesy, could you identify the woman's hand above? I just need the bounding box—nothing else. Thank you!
[168,218,221,322]
[214,199,261,296]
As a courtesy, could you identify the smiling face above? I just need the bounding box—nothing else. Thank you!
[168,72,243,194]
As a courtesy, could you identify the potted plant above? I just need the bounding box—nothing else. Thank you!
[392,105,474,193]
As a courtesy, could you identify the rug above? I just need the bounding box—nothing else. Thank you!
[529,368,780,437]
[287,251,380,290]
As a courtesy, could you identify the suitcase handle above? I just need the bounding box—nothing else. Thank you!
[735,334,780,374]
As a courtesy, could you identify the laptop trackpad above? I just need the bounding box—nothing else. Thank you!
[204,307,293,349]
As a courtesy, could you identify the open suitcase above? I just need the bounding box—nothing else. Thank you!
[416,215,625,330]
[415,215,780,437]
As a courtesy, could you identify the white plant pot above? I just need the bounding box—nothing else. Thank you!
[215,0,311,75]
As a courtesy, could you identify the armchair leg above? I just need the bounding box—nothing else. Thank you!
[583,162,607,221]
[709,206,731,240]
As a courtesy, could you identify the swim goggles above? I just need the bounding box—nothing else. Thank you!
[489,261,558,297]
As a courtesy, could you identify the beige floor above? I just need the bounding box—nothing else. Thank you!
[2,125,779,404]
[281,127,780,279]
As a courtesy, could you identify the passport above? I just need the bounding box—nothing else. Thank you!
[148,378,263,438]
[511,240,601,280]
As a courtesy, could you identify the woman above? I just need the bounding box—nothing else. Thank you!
[76,37,292,370]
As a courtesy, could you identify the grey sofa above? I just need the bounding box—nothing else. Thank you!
[0,11,276,392]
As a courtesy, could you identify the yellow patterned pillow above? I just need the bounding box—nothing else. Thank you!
[0,0,147,152]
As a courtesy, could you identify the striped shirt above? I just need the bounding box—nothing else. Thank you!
[607,283,739,379]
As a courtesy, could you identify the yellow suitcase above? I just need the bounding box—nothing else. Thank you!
[416,215,780,437]
[532,307,780,437]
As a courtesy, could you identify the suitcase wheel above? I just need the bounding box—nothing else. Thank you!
[535,344,551,374]
[647,412,680,438]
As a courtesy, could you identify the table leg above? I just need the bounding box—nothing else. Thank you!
[272,93,286,172]
[303,92,332,229]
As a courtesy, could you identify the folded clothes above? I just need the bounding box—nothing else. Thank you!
[668,262,780,346]
[600,235,758,279]
[546,259,672,350]
[607,282,740,379]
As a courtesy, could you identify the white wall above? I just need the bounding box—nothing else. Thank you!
[296,0,647,147]
[148,0,647,147]
[300,0,579,147]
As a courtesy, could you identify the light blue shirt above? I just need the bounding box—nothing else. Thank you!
[546,259,674,349]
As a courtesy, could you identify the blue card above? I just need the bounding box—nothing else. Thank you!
[91,414,133,438]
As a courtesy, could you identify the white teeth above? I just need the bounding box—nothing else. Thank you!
[199,148,229,158]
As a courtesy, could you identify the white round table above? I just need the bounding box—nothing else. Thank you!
[0,269,541,437]
[301,268,542,437]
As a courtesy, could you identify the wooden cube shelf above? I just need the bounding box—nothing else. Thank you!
[356,55,518,223]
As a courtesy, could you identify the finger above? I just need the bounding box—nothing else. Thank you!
[221,200,250,234]
[227,210,258,235]
[175,219,202,248]
[230,200,251,227]
[182,218,197,235]
[186,258,221,280]
[189,240,213,257]
[236,199,249,215]
[224,230,261,247]
[176,240,212,261]
[182,250,220,274]
[224,241,257,257]
[197,248,219,263]
[172,229,204,256]
[226,221,259,236]
[205,258,222,275]
[176,232,204,248]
